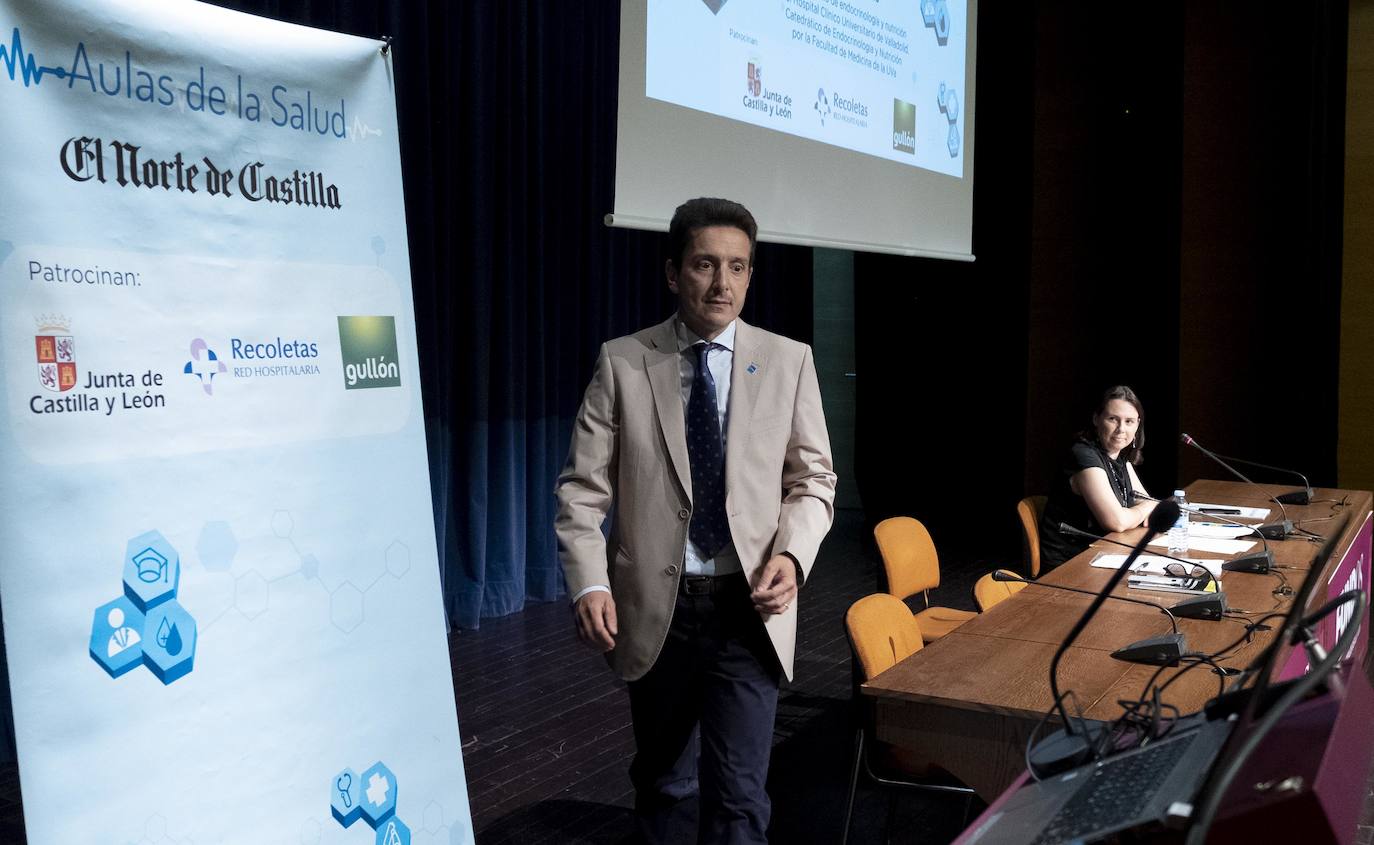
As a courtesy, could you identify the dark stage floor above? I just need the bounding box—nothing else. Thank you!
[452,508,987,844]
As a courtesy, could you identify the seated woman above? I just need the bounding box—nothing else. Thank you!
[1038,385,1158,571]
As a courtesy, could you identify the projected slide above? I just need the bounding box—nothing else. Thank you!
[647,0,967,177]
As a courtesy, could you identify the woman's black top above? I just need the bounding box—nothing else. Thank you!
[1038,438,1135,571]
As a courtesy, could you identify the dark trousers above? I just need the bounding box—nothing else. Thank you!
[627,574,781,845]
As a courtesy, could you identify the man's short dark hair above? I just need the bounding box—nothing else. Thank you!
[666,198,758,269]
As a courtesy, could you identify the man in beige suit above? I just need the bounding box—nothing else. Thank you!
[555,198,836,843]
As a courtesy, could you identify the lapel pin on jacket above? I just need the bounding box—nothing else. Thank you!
[747,362,758,374]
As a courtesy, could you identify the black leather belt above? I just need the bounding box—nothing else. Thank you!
[680,573,740,596]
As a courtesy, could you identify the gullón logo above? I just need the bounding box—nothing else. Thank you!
[337,316,400,390]
[892,98,916,154]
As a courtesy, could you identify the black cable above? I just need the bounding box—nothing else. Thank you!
[1025,690,1092,782]
[1155,653,1228,700]
[1112,612,1286,750]
[1270,568,1293,599]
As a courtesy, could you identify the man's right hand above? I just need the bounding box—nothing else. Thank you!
[574,590,618,652]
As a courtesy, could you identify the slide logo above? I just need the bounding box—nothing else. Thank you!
[34,315,76,392]
[892,99,916,154]
[747,58,762,98]
[338,316,400,389]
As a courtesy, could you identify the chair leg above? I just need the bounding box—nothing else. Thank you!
[884,789,897,844]
[841,728,865,845]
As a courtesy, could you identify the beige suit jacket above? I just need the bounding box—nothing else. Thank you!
[555,316,836,682]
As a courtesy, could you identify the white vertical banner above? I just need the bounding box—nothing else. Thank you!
[0,1,473,842]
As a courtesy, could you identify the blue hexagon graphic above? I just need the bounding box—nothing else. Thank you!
[375,816,411,845]
[331,767,363,828]
[944,89,960,122]
[196,521,238,572]
[142,600,197,684]
[947,123,961,157]
[90,596,146,678]
[123,530,180,612]
[359,761,398,829]
[934,0,951,44]
[422,801,443,834]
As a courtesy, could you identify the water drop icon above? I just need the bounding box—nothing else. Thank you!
[165,622,182,656]
[156,617,183,655]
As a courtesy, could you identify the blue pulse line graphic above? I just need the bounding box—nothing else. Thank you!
[1,27,67,87]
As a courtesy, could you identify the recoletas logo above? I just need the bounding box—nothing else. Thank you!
[183,338,227,395]
[337,316,400,390]
[892,98,916,154]
[184,333,322,389]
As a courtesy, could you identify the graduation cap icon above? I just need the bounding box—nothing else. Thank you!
[133,547,169,584]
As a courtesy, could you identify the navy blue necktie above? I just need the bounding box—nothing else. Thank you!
[687,342,729,558]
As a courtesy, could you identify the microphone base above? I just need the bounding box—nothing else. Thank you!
[1028,724,1105,778]
[1112,633,1187,665]
[1223,549,1275,574]
[1275,490,1313,506]
[1258,520,1296,540]
[1172,592,1227,621]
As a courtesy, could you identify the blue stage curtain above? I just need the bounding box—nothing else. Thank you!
[205,1,814,629]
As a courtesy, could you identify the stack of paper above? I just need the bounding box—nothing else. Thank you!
[1186,502,1272,520]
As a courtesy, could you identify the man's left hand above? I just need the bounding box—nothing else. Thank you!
[751,554,797,615]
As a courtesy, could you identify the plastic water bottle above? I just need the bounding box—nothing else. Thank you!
[1168,489,1190,555]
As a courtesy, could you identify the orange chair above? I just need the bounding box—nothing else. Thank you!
[1017,495,1048,578]
[873,516,976,641]
[973,570,1029,612]
[842,594,973,843]
[846,592,925,680]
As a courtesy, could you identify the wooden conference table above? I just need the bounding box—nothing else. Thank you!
[861,479,1373,800]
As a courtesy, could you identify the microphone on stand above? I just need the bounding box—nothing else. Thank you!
[1055,522,1222,591]
[1132,492,1275,574]
[1031,500,1180,778]
[1198,449,1313,505]
[990,570,1187,659]
[1180,433,1295,539]
[1054,522,1228,619]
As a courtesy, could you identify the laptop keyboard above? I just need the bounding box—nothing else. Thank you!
[1031,732,1198,845]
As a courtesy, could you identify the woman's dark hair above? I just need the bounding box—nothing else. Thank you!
[1080,384,1146,465]
[666,197,758,270]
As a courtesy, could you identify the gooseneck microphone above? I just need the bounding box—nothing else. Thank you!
[1180,433,1295,539]
[1132,491,1276,574]
[1056,522,1221,591]
[1055,522,1228,620]
[1201,449,1313,506]
[991,570,1181,635]
[1182,506,1276,574]
[1032,500,1180,778]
